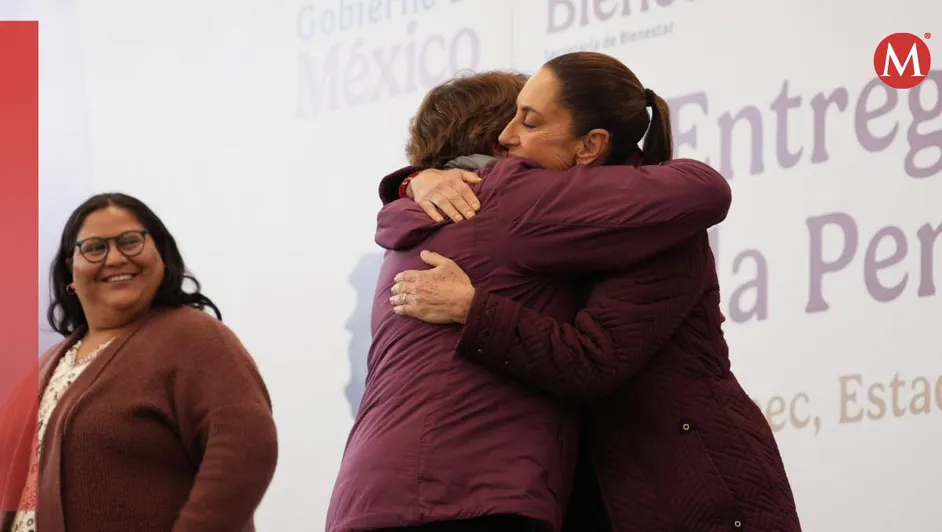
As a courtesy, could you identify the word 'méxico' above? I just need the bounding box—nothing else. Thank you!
[296,18,479,115]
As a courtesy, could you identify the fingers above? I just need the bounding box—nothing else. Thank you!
[429,179,478,222]
[390,271,425,299]
[390,281,414,296]
[392,303,417,318]
[425,195,464,223]
[393,270,419,283]
[419,250,451,267]
[444,182,479,217]
[459,186,481,213]
[452,170,481,213]
[389,292,410,306]
[417,200,445,223]
[438,188,476,222]
[458,170,483,184]
[412,169,482,223]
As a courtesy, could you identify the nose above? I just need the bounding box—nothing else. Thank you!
[498,122,517,148]
[104,241,129,266]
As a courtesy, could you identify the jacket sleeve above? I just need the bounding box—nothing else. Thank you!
[379,166,422,205]
[375,198,449,251]
[171,322,279,532]
[500,158,731,274]
[456,236,712,402]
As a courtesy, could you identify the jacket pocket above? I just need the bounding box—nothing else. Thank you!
[676,419,747,531]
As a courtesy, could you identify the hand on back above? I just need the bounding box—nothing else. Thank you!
[407,168,482,223]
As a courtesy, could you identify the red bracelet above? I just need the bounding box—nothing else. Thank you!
[399,170,421,199]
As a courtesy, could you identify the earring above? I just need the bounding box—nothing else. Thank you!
[66,284,76,295]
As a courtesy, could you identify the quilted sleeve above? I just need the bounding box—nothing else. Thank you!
[378,166,422,205]
[457,236,711,402]
[498,158,731,274]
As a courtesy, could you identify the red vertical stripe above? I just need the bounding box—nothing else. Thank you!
[0,21,39,513]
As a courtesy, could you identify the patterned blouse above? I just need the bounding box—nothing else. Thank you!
[10,338,113,532]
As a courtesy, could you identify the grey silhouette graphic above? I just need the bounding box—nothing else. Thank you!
[344,252,384,417]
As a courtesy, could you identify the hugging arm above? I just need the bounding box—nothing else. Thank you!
[496,158,730,274]
[386,159,728,398]
[456,236,712,402]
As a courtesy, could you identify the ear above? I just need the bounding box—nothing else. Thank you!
[574,128,610,166]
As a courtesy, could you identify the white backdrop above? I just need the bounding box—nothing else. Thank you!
[7,0,942,530]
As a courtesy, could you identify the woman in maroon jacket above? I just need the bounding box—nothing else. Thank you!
[384,53,803,531]
[328,66,732,531]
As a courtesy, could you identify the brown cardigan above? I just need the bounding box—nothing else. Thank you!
[0,306,278,532]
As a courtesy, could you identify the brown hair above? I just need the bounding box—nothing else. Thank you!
[406,71,528,168]
[544,52,672,166]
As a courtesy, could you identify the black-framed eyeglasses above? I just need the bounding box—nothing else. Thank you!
[74,230,148,263]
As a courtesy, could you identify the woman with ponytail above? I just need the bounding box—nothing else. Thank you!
[1,193,277,532]
[362,52,801,531]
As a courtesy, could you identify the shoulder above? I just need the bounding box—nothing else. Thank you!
[479,156,551,197]
[485,156,540,177]
[479,157,574,211]
[144,307,252,363]
[486,157,596,187]
[151,305,228,335]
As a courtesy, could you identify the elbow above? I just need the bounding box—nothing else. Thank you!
[256,418,280,481]
[241,421,279,507]
[239,408,280,487]
[688,162,732,226]
[708,173,732,226]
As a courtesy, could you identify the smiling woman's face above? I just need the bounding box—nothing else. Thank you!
[70,206,165,327]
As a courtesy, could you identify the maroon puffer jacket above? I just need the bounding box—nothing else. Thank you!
[327,156,731,531]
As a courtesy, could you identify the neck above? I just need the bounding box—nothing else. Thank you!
[85,326,123,341]
[77,313,144,364]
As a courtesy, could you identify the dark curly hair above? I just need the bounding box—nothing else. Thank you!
[405,70,528,168]
[47,193,221,335]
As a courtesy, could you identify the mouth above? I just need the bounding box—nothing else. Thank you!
[100,273,139,283]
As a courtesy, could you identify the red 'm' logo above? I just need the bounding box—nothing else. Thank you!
[873,33,932,89]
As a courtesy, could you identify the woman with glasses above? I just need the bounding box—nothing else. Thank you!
[0,193,278,532]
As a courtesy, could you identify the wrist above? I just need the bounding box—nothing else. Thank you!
[399,170,422,199]
[453,286,475,325]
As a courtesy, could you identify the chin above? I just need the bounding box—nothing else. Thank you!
[104,295,142,311]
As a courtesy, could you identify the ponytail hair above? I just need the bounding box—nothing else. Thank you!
[641,88,673,165]
[544,52,674,167]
